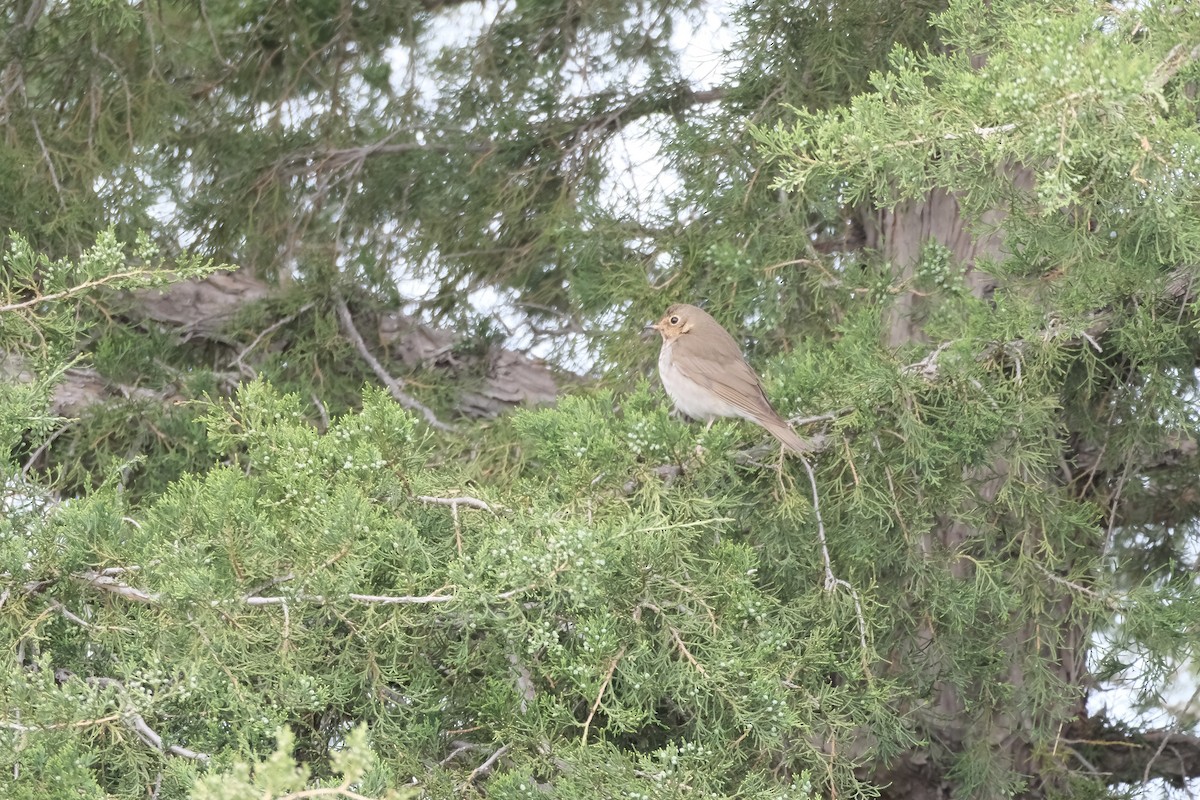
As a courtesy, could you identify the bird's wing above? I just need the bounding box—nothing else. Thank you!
[672,338,780,422]
[673,335,808,454]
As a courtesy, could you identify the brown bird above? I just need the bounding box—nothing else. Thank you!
[650,303,806,454]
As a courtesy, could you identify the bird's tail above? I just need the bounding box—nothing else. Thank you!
[761,414,810,455]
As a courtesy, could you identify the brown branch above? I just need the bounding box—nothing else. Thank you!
[233,301,315,375]
[1064,716,1200,786]
[799,455,871,672]
[460,743,511,788]
[416,494,499,556]
[127,712,210,761]
[0,713,122,732]
[581,645,626,744]
[56,675,212,762]
[789,407,855,427]
[667,625,706,675]
[74,570,160,603]
[906,268,1197,383]
[25,567,544,609]
[243,592,456,606]
[415,495,496,512]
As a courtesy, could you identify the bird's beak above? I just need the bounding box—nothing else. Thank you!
[640,321,660,342]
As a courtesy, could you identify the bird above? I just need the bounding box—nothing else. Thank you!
[650,303,807,455]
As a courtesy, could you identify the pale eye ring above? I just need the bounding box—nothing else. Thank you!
[669,315,679,325]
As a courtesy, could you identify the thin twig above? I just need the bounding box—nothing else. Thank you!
[799,455,871,667]
[242,592,454,606]
[1036,564,1120,609]
[37,566,549,613]
[581,645,626,744]
[667,626,707,674]
[20,420,72,478]
[0,713,122,732]
[789,407,854,427]
[311,392,330,432]
[0,268,188,314]
[439,740,484,766]
[28,114,64,208]
[333,294,454,432]
[1142,729,1173,786]
[233,302,314,374]
[461,743,511,787]
[417,495,499,556]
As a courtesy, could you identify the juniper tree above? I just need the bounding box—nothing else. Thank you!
[2,0,1200,798]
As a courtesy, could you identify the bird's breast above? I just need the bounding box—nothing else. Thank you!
[658,340,744,421]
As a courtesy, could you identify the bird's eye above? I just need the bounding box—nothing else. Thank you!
[669,315,679,325]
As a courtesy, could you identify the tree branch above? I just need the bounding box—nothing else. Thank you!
[907,268,1197,383]
[459,742,511,788]
[47,674,213,762]
[0,268,200,314]
[799,455,871,672]
[15,568,545,610]
[581,645,626,744]
[416,495,497,512]
[1064,716,1200,786]
[333,293,455,432]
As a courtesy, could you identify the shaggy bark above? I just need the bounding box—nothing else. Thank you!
[864,178,1077,799]
[27,271,562,423]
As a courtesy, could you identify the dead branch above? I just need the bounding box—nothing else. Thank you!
[333,294,455,432]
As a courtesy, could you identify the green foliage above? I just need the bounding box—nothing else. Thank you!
[0,230,224,466]
[192,726,415,800]
[5,0,1200,797]
[754,0,1200,224]
[2,378,909,798]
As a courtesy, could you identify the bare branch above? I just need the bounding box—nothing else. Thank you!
[908,267,1197,383]
[789,407,854,427]
[127,713,210,761]
[47,600,91,629]
[460,743,511,788]
[667,625,706,675]
[333,294,455,432]
[74,570,160,604]
[416,495,496,512]
[46,675,213,762]
[242,592,456,606]
[233,302,314,375]
[0,713,122,733]
[799,455,871,670]
[581,645,626,744]
[1063,717,1200,785]
[9,568,541,610]
[416,495,502,553]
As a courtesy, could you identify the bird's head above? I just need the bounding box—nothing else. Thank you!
[650,303,705,342]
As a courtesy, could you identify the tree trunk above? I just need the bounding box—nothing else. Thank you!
[862,176,1090,799]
